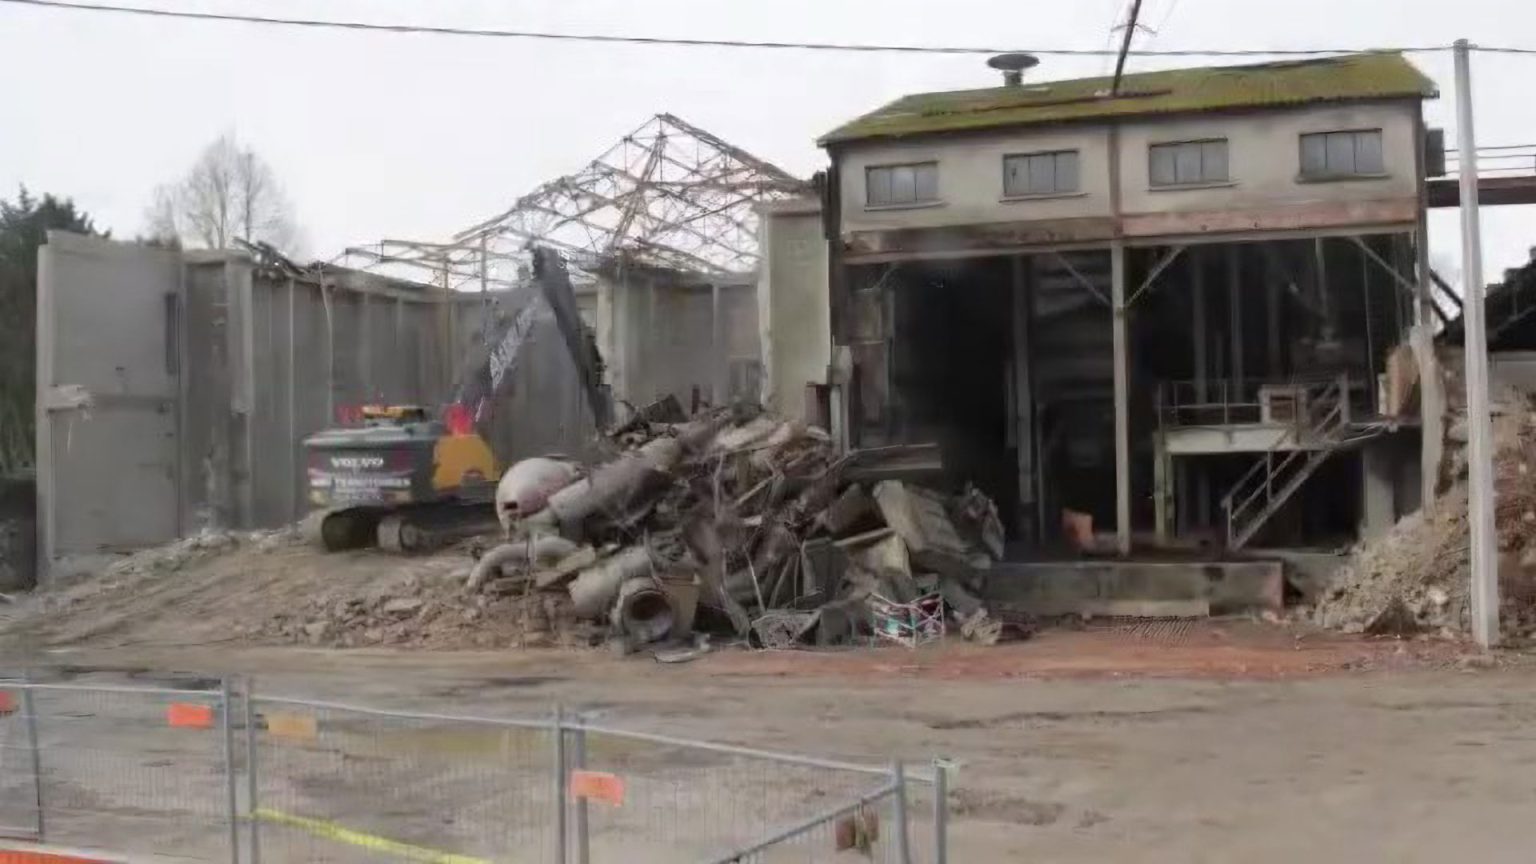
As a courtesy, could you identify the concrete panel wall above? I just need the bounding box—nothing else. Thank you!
[597,273,761,410]
[40,236,599,563]
[758,201,831,420]
[837,101,1418,236]
[36,233,182,576]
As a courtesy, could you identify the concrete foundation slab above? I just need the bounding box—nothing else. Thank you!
[984,559,1284,616]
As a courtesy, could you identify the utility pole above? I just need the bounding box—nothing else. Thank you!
[1454,39,1499,648]
[1110,0,1145,96]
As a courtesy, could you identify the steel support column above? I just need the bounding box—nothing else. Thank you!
[1112,241,1131,556]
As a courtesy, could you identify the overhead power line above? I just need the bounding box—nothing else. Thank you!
[0,0,1463,57]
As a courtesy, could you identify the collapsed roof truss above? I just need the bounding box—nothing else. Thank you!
[342,113,811,287]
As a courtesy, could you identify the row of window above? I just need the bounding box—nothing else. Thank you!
[864,128,1386,207]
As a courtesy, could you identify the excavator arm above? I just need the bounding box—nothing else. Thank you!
[448,245,611,434]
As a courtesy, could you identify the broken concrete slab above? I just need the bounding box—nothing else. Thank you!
[872,481,979,577]
[819,484,877,537]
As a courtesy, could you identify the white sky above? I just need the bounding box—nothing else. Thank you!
[2,0,1534,283]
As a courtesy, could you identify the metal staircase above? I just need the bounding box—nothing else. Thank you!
[1221,377,1350,549]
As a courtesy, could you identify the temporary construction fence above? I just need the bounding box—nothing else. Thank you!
[0,677,948,863]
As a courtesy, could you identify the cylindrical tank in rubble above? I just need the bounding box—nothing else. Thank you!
[466,534,579,591]
[613,576,677,645]
[494,457,584,533]
[526,437,684,538]
[568,545,653,617]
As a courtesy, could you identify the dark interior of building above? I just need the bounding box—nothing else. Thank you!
[845,232,1421,555]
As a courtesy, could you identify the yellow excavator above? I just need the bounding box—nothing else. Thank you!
[303,248,609,553]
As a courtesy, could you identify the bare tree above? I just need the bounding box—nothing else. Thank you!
[146,132,298,252]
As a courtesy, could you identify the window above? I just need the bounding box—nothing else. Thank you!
[1300,129,1385,178]
[865,162,939,207]
[1149,139,1229,187]
[1004,150,1080,196]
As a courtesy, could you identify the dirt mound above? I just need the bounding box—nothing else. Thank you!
[1314,407,1536,638]
[0,529,581,652]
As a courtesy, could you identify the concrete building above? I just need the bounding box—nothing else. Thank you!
[769,52,1450,556]
[33,232,596,580]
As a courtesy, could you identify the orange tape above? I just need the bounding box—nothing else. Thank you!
[166,702,215,730]
[0,851,113,863]
[569,770,625,806]
[0,691,14,716]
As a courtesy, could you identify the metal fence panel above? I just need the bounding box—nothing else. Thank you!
[568,723,909,863]
[0,680,946,863]
[0,686,42,841]
[10,683,234,859]
[249,696,557,863]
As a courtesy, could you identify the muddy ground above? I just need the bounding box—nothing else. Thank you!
[5,621,1536,862]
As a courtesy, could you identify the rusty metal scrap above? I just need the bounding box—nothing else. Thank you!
[481,403,1018,653]
[341,114,812,288]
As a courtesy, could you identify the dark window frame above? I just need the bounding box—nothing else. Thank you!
[1299,128,1386,179]
[1003,149,1082,197]
[1149,138,1230,187]
[864,161,940,208]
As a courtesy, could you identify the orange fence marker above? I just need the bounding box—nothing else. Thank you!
[568,770,625,806]
[265,711,318,741]
[0,691,14,717]
[165,702,215,730]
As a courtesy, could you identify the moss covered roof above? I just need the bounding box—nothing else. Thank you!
[820,52,1437,146]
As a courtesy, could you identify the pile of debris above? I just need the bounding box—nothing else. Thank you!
[257,554,603,649]
[472,399,1028,655]
[1314,401,1536,639]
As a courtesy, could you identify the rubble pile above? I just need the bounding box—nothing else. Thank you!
[466,399,1027,655]
[257,556,603,649]
[104,527,297,578]
[1315,404,1536,638]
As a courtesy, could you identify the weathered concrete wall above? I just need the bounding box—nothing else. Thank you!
[758,199,830,421]
[36,232,182,575]
[986,559,1284,615]
[596,271,760,409]
[1117,102,1419,215]
[181,256,463,531]
[38,235,598,572]
[837,101,1419,237]
[839,125,1113,234]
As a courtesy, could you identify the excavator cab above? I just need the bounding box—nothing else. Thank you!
[304,405,497,553]
[303,246,607,554]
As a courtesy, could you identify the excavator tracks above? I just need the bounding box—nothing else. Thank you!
[310,504,499,554]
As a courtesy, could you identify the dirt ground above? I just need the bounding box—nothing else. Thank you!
[7,620,1536,863]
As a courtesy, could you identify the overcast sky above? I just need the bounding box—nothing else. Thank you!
[3,0,1535,282]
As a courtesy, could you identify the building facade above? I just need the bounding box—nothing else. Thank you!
[795,52,1447,555]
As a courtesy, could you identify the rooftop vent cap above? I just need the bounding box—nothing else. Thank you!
[987,53,1040,87]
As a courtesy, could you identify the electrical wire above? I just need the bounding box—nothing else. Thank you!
[0,0,1461,57]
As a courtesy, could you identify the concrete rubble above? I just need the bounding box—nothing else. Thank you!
[6,403,1027,655]
[472,401,1029,656]
[1314,395,1536,640]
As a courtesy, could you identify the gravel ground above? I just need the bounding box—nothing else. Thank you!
[2,622,1530,863]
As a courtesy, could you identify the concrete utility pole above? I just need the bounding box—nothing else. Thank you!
[1454,39,1499,648]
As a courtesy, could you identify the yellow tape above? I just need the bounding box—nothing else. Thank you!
[253,808,490,864]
